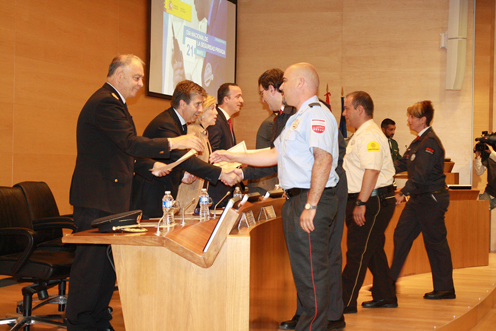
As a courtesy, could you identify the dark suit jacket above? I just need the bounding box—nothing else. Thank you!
[70,83,170,215]
[207,107,236,206]
[132,107,221,218]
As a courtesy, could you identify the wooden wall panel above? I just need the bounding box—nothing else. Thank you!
[0,0,489,215]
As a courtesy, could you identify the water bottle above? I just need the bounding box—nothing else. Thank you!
[162,191,174,225]
[275,184,280,190]
[233,186,242,199]
[199,188,210,222]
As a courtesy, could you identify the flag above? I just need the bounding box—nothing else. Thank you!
[339,87,347,138]
[325,84,331,112]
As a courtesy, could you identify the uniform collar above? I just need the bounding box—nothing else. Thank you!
[417,126,431,137]
[354,119,375,136]
[106,82,126,104]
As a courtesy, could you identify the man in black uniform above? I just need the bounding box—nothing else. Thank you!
[391,100,455,300]
[67,54,204,330]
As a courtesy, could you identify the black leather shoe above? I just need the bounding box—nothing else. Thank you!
[327,315,346,330]
[279,314,300,330]
[342,306,357,314]
[362,297,398,308]
[424,289,456,300]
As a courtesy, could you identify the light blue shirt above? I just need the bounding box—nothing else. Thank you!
[274,95,339,189]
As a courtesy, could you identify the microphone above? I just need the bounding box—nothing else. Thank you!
[213,191,231,218]
[182,198,196,225]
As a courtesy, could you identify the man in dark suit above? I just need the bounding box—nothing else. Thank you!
[67,54,204,331]
[207,83,244,206]
[132,80,241,218]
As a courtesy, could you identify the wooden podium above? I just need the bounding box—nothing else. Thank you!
[63,198,296,331]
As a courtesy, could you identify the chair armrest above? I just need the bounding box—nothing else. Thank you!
[0,227,39,274]
[32,217,78,233]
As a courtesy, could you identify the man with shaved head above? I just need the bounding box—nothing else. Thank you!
[210,63,340,331]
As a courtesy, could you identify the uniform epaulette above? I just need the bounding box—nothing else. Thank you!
[309,102,320,107]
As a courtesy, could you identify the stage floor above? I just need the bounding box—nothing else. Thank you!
[1,254,496,331]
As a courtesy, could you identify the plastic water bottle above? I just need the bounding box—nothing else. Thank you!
[233,186,242,199]
[199,188,210,222]
[162,191,174,225]
[275,184,280,190]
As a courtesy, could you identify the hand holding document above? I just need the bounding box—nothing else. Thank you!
[150,149,198,173]
[211,141,270,169]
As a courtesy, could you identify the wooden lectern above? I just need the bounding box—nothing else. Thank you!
[63,198,296,331]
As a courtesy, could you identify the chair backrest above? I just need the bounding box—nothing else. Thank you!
[14,181,61,219]
[0,186,34,255]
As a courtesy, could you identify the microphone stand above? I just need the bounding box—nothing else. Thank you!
[213,191,231,219]
[182,198,196,226]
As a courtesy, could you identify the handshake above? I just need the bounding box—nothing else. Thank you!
[219,167,243,186]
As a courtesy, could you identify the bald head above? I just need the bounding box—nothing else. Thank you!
[280,62,320,110]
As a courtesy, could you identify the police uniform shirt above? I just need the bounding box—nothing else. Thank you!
[343,119,395,193]
[274,95,339,189]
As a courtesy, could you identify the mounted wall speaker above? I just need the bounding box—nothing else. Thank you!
[446,0,469,90]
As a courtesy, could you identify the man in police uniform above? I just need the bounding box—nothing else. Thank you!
[210,63,340,331]
[341,91,397,313]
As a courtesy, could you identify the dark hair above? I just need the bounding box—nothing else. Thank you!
[217,83,238,105]
[171,80,206,109]
[258,68,284,91]
[381,118,396,128]
[407,100,434,126]
[346,91,374,117]
[107,54,144,77]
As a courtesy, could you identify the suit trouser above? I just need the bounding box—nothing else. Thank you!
[390,190,454,291]
[282,187,337,331]
[342,195,396,309]
[294,174,347,321]
[66,207,115,331]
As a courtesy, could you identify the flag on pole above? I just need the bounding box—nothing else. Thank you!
[325,84,331,112]
[339,87,347,138]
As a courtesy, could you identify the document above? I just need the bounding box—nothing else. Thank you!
[213,141,269,170]
[150,149,197,172]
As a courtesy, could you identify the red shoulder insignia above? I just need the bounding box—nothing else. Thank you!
[425,147,434,154]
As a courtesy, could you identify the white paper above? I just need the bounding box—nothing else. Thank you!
[151,149,197,172]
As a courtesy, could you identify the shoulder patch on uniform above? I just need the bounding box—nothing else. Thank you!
[367,141,380,152]
[311,119,326,133]
[425,147,434,154]
[111,93,119,100]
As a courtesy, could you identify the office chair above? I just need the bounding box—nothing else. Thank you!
[14,181,75,251]
[0,186,75,330]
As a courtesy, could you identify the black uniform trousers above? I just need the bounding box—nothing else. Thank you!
[342,194,396,309]
[282,187,337,331]
[66,207,115,331]
[293,173,347,321]
[390,189,454,291]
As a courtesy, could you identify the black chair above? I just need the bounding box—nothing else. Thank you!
[0,186,75,330]
[14,181,75,251]
[14,181,76,252]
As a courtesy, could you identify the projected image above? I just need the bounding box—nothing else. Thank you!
[149,0,236,98]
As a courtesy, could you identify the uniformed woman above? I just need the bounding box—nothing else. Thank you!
[390,100,455,300]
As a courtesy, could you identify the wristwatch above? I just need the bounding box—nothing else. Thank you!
[355,199,367,206]
[304,203,317,210]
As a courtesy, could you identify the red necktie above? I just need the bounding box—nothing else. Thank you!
[228,118,233,134]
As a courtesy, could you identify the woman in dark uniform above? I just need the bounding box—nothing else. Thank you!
[390,100,455,300]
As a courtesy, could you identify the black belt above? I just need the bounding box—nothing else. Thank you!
[411,187,448,198]
[284,186,334,199]
[348,184,395,201]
